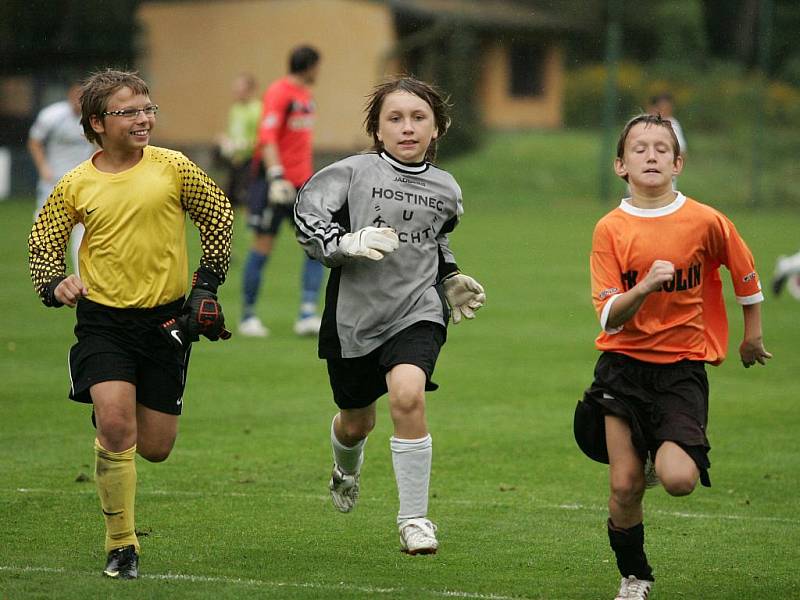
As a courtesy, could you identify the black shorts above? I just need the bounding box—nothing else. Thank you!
[245,173,296,235]
[575,351,711,486]
[68,298,191,416]
[326,321,447,410]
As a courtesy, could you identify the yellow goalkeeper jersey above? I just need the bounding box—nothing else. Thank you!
[29,146,233,308]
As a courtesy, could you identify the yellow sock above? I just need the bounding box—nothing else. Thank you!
[94,439,139,553]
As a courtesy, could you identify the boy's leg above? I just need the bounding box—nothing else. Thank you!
[654,441,699,497]
[135,404,178,463]
[294,257,324,335]
[240,233,273,335]
[92,381,140,577]
[329,407,374,513]
[605,415,654,584]
[386,364,437,554]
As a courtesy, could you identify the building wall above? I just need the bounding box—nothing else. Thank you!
[137,0,397,152]
[479,41,564,129]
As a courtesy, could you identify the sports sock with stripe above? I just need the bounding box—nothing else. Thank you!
[95,439,139,553]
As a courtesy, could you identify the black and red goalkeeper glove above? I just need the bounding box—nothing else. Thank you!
[160,268,231,348]
[184,287,231,341]
[185,268,231,342]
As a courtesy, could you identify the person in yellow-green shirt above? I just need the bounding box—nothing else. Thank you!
[217,72,261,207]
[28,69,234,580]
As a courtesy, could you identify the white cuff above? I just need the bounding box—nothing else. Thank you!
[600,294,624,334]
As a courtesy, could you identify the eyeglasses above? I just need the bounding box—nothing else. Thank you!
[102,105,159,119]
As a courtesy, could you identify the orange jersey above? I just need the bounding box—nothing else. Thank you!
[591,194,763,365]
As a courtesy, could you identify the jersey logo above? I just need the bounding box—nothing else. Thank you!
[86,207,98,215]
[620,263,702,293]
[170,330,183,346]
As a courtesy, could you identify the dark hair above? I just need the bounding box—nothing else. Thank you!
[289,45,320,74]
[363,76,451,163]
[80,69,150,147]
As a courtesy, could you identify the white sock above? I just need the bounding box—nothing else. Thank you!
[391,434,432,523]
[330,415,366,474]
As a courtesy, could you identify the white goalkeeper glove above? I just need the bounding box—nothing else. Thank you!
[443,273,485,324]
[339,227,400,261]
[267,166,296,205]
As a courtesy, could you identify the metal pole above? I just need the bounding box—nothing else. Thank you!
[599,0,623,203]
[751,0,773,207]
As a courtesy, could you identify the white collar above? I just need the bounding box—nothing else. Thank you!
[619,192,686,218]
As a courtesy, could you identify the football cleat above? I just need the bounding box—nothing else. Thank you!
[644,453,660,489]
[614,575,652,599]
[103,545,139,579]
[399,517,438,555]
[294,315,322,336]
[238,316,269,337]
[329,464,359,513]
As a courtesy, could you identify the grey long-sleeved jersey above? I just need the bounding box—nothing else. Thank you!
[295,151,462,358]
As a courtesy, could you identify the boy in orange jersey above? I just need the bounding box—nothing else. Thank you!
[574,114,771,600]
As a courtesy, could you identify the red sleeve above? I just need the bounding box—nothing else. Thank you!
[257,82,290,146]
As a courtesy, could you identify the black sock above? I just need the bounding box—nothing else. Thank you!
[607,519,654,581]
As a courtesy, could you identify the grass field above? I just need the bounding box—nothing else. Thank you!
[1,130,799,599]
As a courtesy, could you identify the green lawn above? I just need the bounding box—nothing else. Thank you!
[1,130,798,599]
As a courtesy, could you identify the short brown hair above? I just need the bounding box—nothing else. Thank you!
[616,113,681,161]
[80,69,150,146]
[364,76,451,163]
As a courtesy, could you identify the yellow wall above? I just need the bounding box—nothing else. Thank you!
[137,0,396,152]
[137,1,567,151]
[479,41,564,129]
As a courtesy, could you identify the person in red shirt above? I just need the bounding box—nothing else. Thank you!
[574,114,771,600]
[240,45,323,337]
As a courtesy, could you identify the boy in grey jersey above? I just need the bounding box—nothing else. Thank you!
[295,77,485,554]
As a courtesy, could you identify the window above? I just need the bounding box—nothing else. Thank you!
[509,41,546,98]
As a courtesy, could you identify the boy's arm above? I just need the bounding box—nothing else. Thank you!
[180,160,234,287]
[739,303,771,368]
[27,137,53,183]
[605,260,675,329]
[29,185,80,306]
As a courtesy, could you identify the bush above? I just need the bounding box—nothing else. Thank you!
[564,60,800,133]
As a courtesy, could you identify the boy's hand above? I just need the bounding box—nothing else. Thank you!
[54,274,89,308]
[739,337,772,368]
[339,227,399,260]
[638,260,675,294]
[443,273,486,324]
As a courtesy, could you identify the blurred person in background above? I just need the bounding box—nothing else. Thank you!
[772,250,800,298]
[28,81,96,276]
[239,45,324,337]
[217,72,261,208]
[648,92,686,190]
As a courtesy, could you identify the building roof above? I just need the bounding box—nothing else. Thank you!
[386,0,584,32]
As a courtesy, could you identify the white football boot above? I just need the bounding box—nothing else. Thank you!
[329,464,359,513]
[614,575,653,599]
[398,517,438,555]
[238,316,269,337]
[293,315,322,336]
